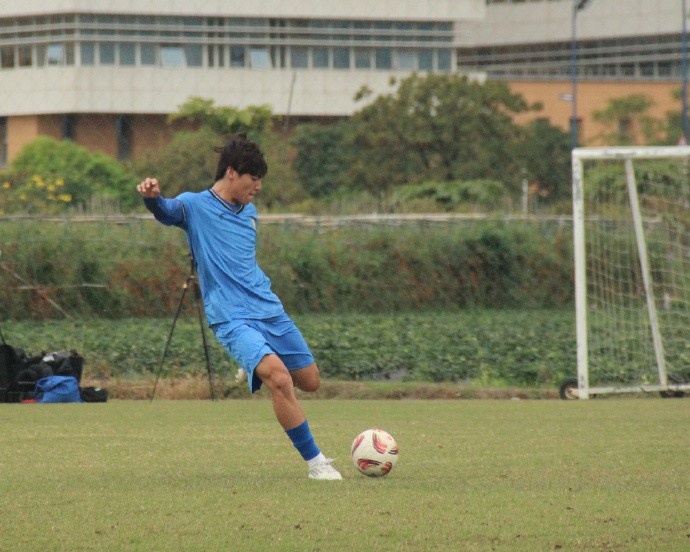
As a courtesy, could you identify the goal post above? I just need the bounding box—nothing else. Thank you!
[572,146,690,399]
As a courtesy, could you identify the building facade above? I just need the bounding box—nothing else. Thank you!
[459,0,689,144]
[0,0,484,165]
[1,0,688,166]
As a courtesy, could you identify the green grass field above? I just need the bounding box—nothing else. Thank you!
[0,399,688,551]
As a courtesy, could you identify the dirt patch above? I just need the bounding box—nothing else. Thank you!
[82,377,560,401]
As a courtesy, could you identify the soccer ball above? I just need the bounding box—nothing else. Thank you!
[351,428,399,477]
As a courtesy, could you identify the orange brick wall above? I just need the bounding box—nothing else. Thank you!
[7,116,41,162]
[507,80,682,145]
[5,114,193,164]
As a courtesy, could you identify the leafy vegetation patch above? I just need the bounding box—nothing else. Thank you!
[5,310,577,388]
[0,219,575,318]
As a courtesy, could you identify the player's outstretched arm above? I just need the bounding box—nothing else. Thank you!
[136,177,184,226]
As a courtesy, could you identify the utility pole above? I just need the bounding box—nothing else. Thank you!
[570,0,593,150]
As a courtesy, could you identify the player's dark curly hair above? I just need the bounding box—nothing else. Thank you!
[214,132,268,181]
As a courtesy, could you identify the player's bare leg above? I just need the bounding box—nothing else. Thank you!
[290,362,321,393]
[255,354,306,429]
[255,355,341,480]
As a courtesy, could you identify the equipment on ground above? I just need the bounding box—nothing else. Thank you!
[150,258,216,400]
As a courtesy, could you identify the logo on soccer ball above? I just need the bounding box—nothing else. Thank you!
[351,428,398,477]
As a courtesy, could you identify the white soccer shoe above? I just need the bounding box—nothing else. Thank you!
[308,458,343,480]
[235,367,248,384]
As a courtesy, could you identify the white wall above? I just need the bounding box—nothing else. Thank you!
[1,67,484,117]
[458,0,684,46]
[1,0,485,21]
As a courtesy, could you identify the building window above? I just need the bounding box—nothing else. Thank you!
[18,46,32,67]
[396,50,416,70]
[249,47,271,69]
[141,44,157,66]
[437,50,451,71]
[99,43,115,65]
[375,48,392,69]
[184,45,203,67]
[418,50,433,71]
[230,46,245,67]
[62,114,77,141]
[1,46,14,69]
[355,48,371,69]
[120,43,136,66]
[333,47,350,69]
[65,44,75,65]
[116,115,132,160]
[290,47,308,68]
[0,14,459,76]
[46,44,64,65]
[81,43,95,65]
[312,47,328,68]
[639,62,654,77]
[161,46,185,67]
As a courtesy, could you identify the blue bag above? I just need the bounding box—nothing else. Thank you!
[35,376,83,403]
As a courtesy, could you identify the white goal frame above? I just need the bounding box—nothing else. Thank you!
[572,145,690,399]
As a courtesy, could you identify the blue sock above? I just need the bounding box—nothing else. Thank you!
[286,420,321,461]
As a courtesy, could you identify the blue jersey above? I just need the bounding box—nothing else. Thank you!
[144,191,284,325]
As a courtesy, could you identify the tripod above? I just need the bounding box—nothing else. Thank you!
[151,259,216,401]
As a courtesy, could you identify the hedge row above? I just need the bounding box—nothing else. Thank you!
[0,218,574,320]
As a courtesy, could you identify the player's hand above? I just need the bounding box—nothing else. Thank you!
[137,177,161,198]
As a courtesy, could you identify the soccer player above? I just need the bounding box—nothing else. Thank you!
[136,133,342,480]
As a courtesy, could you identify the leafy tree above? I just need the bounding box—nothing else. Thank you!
[584,159,690,205]
[133,99,305,209]
[344,73,532,201]
[291,122,351,198]
[4,136,139,213]
[661,87,688,145]
[168,97,273,138]
[592,94,662,145]
[515,119,572,202]
[129,127,220,197]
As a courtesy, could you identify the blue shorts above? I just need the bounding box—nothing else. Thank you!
[211,313,314,394]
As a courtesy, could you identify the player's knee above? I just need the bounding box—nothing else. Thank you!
[298,376,320,393]
[264,366,295,396]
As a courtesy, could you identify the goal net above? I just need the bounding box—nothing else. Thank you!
[572,146,690,398]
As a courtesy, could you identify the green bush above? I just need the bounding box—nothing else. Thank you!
[0,219,574,320]
[2,136,139,213]
[392,179,511,212]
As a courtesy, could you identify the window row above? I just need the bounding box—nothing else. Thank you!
[477,60,684,80]
[458,34,688,80]
[0,42,453,72]
[0,14,453,45]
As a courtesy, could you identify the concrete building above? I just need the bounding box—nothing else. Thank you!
[1,0,688,166]
[0,0,484,166]
[459,0,689,145]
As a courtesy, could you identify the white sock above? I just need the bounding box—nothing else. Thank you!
[307,452,327,468]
